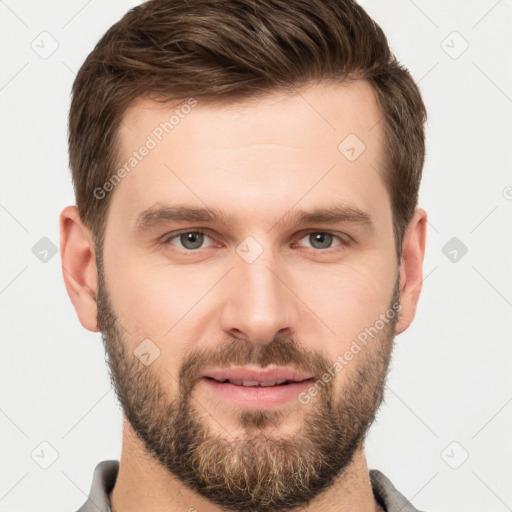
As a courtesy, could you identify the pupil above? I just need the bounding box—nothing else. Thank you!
[181,232,204,249]
[311,233,332,249]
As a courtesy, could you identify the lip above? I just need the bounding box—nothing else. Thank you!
[200,377,315,410]
[201,365,314,384]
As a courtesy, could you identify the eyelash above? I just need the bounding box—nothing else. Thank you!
[161,229,350,253]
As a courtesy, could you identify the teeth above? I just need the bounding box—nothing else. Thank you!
[224,379,291,387]
[241,380,260,387]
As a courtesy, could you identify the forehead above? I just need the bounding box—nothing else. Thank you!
[108,80,388,233]
[120,79,383,151]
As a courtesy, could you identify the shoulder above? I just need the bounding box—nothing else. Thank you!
[75,460,119,512]
[370,469,434,512]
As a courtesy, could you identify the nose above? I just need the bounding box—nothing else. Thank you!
[219,253,299,346]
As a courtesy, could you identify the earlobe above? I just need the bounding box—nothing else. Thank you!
[395,208,428,335]
[59,205,100,332]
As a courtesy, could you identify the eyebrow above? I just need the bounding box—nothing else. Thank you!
[134,203,374,233]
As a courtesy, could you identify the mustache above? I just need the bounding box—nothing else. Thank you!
[178,334,331,395]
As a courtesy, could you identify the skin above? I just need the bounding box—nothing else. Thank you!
[60,79,427,512]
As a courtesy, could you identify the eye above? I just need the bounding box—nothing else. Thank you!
[163,229,214,250]
[295,231,346,250]
[161,229,349,253]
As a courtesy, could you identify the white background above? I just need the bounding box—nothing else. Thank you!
[1,1,511,511]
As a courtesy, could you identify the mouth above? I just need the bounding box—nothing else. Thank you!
[201,365,314,385]
[198,367,315,409]
[203,376,314,387]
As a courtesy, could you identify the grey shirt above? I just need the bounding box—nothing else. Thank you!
[76,460,425,512]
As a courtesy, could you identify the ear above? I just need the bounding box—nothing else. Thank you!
[395,208,428,335]
[59,205,99,332]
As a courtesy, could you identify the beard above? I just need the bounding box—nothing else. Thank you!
[96,252,400,512]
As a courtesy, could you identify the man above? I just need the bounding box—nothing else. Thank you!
[60,0,429,510]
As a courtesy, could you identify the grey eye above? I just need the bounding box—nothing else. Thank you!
[303,232,341,250]
[310,233,332,249]
[176,231,206,250]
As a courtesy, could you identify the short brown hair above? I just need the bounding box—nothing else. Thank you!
[68,0,426,261]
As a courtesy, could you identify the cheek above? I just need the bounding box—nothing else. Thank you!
[104,251,220,341]
[298,260,395,353]
[104,233,396,358]
[301,266,397,398]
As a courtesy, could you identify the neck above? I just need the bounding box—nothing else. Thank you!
[110,418,383,512]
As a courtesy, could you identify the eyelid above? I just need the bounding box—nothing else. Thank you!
[161,228,351,250]
[294,230,350,248]
[161,228,216,246]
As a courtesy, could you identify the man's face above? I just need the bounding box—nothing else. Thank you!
[97,80,401,512]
